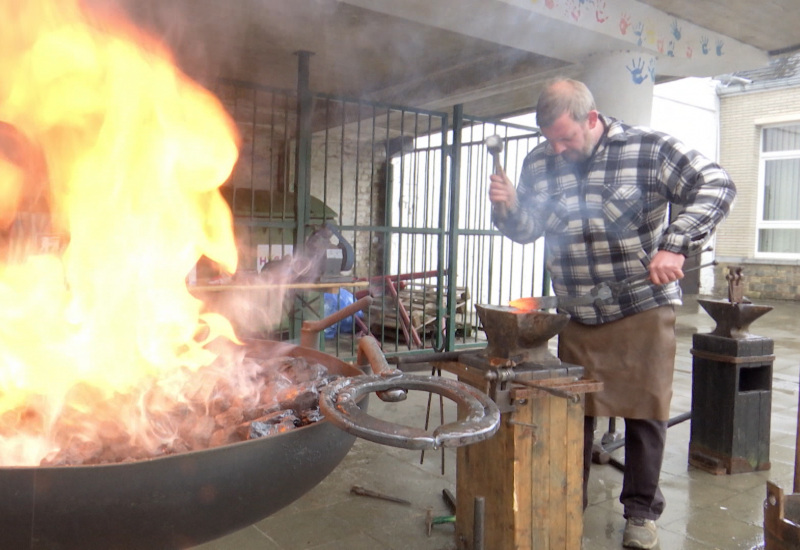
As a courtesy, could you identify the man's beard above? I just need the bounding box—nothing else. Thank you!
[562,129,596,163]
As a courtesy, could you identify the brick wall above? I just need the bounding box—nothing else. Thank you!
[716,84,800,301]
[308,133,387,279]
[712,261,800,301]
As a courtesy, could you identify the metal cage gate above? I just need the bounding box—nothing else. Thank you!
[209,75,545,360]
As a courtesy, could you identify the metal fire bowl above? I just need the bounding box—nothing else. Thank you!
[0,342,367,550]
[476,304,570,362]
[697,298,773,339]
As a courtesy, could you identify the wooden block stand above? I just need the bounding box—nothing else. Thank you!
[689,333,774,474]
[452,376,597,550]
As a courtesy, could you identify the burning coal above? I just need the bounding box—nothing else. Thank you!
[0,0,301,466]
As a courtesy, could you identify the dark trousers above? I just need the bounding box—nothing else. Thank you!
[583,416,667,521]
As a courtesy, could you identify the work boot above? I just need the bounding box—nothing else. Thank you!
[622,517,658,549]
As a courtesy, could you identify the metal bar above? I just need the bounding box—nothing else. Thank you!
[510,378,580,402]
[300,296,373,349]
[600,411,693,455]
[386,277,422,349]
[350,485,411,506]
[439,366,446,474]
[293,50,312,256]
[473,496,485,550]
[292,50,313,339]
[445,105,464,352]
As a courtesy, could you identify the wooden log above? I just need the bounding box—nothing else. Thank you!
[455,376,596,550]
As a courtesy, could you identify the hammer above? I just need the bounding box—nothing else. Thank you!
[484,134,504,175]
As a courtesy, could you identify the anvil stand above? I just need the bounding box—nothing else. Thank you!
[688,266,775,475]
[590,269,767,473]
[431,304,602,550]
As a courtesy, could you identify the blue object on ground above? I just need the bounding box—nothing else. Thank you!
[323,288,363,339]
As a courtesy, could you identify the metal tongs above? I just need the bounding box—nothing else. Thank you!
[511,260,718,311]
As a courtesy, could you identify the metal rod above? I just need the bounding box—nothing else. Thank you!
[439,368,445,475]
[300,296,373,349]
[420,365,435,465]
[442,488,457,514]
[292,50,313,340]
[622,260,719,288]
[510,378,580,402]
[446,104,464,353]
[473,496,485,550]
[389,351,463,367]
[350,485,411,506]
[601,411,693,454]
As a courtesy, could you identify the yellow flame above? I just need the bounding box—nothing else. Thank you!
[0,0,240,464]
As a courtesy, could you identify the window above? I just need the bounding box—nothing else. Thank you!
[757,123,800,257]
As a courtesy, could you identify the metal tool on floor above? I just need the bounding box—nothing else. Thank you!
[350,485,411,506]
[426,494,485,550]
[425,510,455,536]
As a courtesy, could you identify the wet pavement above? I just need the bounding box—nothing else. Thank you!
[196,295,800,550]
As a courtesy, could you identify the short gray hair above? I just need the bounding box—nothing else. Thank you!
[535,78,596,129]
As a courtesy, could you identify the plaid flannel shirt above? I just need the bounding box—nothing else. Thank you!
[493,115,736,324]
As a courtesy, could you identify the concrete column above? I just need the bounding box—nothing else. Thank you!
[581,50,657,126]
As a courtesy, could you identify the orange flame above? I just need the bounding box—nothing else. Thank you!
[0,0,241,465]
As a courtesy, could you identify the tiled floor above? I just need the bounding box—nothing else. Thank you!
[196,295,800,550]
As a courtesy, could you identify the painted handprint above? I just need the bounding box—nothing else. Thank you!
[716,39,725,56]
[686,46,693,59]
[670,19,682,41]
[570,0,582,22]
[667,40,675,57]
[545,0,556,10]
[657,39,664,54]
[619,13,631,34]
[648,58,656,82]
[700,36,709,55]
[627,57,648,84]
[633,22,644,46]
[596,0,609,23]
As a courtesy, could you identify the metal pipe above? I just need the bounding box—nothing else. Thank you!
[446,105,464,353]
[356,335,407,403]
[473,496,485,550]
[292,50,313,339]
[300,296,373,349]
[389,350,464,366]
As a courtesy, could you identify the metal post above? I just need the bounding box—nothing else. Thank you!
[473,496,485,550]
[292,50,314,338]
[444,105,464,352]
[294,50,313,256]
[434,112,450,352]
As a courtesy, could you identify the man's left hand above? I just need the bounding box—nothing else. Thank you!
[648,250,686,285]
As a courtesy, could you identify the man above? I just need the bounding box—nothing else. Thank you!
[488,77,735,549]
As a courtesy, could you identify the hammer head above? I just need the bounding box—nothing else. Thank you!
[484,134,503,155]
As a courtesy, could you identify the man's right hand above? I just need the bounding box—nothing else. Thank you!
[488,171,516,211]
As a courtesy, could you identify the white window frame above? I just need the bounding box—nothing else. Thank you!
[755,122,800,260]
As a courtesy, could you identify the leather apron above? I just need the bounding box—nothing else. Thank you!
[557,306,677,421]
